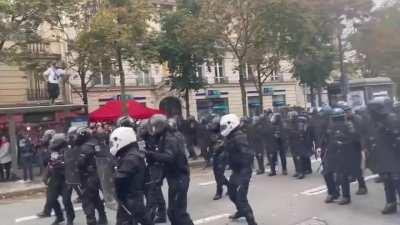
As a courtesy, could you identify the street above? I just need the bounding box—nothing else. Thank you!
[1,159,399,225]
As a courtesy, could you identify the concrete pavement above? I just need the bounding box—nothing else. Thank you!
[1,159,399,225]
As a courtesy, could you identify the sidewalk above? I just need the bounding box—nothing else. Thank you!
[0,180,46,199]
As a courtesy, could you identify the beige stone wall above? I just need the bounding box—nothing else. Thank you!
[0,64,28,105]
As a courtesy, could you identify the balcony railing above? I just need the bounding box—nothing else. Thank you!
[26,88,49,101]
[136,77,155,86]
[27,42,60,59]
[214,77,229,84]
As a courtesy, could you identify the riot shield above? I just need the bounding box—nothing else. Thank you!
[95,156,118,210]
[64,147,81,185]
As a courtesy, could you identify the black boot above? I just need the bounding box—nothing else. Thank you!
[245,213,258,225]
[66,219,74,225]
[98,214,108,225]
[382,203,397,215]
[297,173,305,180]
[213,193,222,200]
[256,169,265,175]
[51,217,65,225]
[337,197,351,205]
[154,207,167,223]
[356,187,368,195]
[229,212,244,220]
[293,173,299,178]
[37,212,51,218]
[324,195,338,203]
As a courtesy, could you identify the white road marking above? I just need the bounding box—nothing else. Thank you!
[15,206,83,223]
[301,174,379,196]
[194,213,230,224]
[199,181,216,186]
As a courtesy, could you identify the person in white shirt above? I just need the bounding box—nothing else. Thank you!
[43,62,66,104]
[0,136,12,181]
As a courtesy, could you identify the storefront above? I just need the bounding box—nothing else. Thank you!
[248,96,262,117]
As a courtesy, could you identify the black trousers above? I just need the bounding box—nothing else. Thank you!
[228,169,255,217]
[293,156,310,174]
[269,147,287,173]
[82,176,107,225]
[212,156,228,195]
[47,176,75,221]
[116,195,154,225]
[21,157,33,181]
[167,176,194,225]
[324,172,351,199]
[185,138,197,158]
[146,164,166,220]
[255,148,265,173]
[0,162,11,180]
[381,173,400,204]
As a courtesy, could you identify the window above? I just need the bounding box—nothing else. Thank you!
[270,71,281,81]
[214,59,225,83]
[272,94,286,107]
[244,64,254,81]
[248,96,261,117]
[92,72,112,86]
[196,98,229,118]
[196,64,204,79]
[137,69,153,86]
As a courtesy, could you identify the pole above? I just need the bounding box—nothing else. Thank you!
[7,114,19,179]
[337,34,349,101]
[116,45,128,116]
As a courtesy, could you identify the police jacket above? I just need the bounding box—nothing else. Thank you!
[114,143,146,200]
[224,129,254,173]
[48,145,68,177]
[78,138,101,177]
[148,131,190,179]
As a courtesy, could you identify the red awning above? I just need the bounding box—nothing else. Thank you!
[89,100,163,122]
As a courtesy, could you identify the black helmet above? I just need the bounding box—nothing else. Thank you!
[116,116,135,128]
[49,133,67,151]
[148,114,168,136]
[330,107,346,122]
[75,126,91,144]
[207,116,221,132]
[41,129,56,145]
[168,118,178,132]
[368,97,393,119]
[336,101,352,112]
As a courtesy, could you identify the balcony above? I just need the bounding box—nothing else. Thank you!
[136,77,155,87]
[26,88,49,101]
[214,77,229,84]
[27,42,61,60]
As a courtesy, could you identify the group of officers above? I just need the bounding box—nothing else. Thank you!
[33,96,400,225]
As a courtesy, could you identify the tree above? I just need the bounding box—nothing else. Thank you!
[199,0,268,117]
[247,0,312,111]
[154,0,218,117]
[350,2,400,96]
[301,0,374,98]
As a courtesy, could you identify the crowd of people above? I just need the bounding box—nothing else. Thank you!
[29,95,400,225]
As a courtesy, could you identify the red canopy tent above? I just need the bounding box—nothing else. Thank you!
[89,100,163,122]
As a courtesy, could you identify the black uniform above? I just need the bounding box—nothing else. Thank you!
[224,129,257,225]
[196,121,212,164]
[247,121,266,174]
[114,143,154,225]
[143,133,167,223]
[181,118,198,160]
[268,114,288,175]
[147,131,194,225]
[287,116,315,179]
[78,139,108,225]
[47,139,75,225]
[321,113,361,204]
[366,105,400,213]
[209,128,229,199]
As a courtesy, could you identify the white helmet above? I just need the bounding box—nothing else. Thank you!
[220,114,240,137]
[109,127,137,156]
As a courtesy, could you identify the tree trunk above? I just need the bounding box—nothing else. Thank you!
[116,46,128,116]
[80,74,89,115]
[256,64,264,114]
[238,61,247,117]
[310,85,316,107]
[337,34,348,101]
[317,87,323,107]
[184,88,190,118]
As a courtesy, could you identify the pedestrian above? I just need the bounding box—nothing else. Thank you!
[109,127,154,225]
[43,62,67,105]
[0,136,12,181]
[146,115,194,225]
[220,114,258,225]
[18,134,34,182]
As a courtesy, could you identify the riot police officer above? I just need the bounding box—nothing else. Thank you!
[367,97,400,214]
[320,108,362,205]
[220,114,258,225]
[268,113,288,176]
[145,114,194,225]
[109,127,154,225]
[46,133,75,225]
[247,116,266,175]
[138,119,167,224]
[75,127,108,225]
[287,114,315,179]
[207,116,229,200]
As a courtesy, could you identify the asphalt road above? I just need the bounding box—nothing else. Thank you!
[1,158,399,225]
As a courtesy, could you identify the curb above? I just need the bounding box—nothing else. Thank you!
[0,160,206,199]
[0,186,47,200]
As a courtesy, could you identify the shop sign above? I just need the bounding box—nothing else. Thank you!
[71,116,88,127]
[23,112,55,123]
